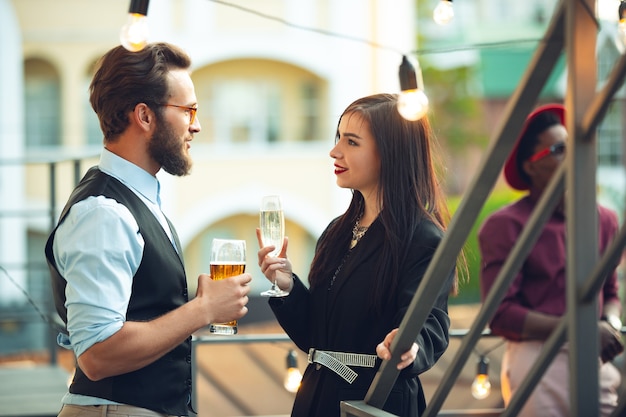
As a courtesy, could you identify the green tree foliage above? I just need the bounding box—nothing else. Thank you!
[423,65,490,152]
[448,189,523,304]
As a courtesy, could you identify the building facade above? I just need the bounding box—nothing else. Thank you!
[0,0,418,350]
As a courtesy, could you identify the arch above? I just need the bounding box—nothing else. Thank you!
[176,182,329,250]
[0,0,28,304]
[24,57,61,147]
[176,184,330,294]
[191,58,329,145]
[83,58,102,145]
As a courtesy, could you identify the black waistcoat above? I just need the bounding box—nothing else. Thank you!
[45,167,192,415]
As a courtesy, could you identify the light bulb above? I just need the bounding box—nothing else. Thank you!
[620,19,626,46]
[471,356,491,400]
[619,1,626,46]
[397,55,429,121]
[284,350,302,393]
[397,90,429,121]
[433,0,454,25]
[284,367,303,393]
[120,0,150,52]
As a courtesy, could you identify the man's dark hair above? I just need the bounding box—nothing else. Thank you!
[89,42,192,142]
[515,110,562,185]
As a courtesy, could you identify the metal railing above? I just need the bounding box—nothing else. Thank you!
[190,330,508,417]
[191,333,292,417]
[1,137,624,417]
[0,148,99,365]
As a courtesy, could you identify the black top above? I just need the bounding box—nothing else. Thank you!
[270,217,453,417]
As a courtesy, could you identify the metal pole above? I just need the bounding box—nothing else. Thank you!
[565,1,599,415]
[48,161,57,365]
[73,158,81,185]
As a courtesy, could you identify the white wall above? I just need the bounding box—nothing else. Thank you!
[0,0,27,304]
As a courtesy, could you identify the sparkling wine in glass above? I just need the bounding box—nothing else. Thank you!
[260,195,289,297]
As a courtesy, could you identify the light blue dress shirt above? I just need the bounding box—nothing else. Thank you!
[53,148,176,405]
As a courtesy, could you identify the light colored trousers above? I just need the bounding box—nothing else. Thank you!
[501,341,621,417]
[57,404,181,417]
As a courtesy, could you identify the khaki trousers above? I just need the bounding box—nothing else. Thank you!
[501,340,621,417]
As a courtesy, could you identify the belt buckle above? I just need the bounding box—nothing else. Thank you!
[308,348,322,370]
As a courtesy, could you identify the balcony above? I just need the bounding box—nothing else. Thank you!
[0,303,508,417]
[2,111,626,415]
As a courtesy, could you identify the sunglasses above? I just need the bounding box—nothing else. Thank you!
[158,103,198,125]
[528,142,566,162]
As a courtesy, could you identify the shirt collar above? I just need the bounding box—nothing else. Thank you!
[525,192,566,219]
[98,148,160,206]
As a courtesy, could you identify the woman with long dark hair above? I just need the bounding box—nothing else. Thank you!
[257,93,458,417]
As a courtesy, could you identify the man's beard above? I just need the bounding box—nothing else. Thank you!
[148,118,192,176]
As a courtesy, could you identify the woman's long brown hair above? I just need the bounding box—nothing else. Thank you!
[308,93,460,310]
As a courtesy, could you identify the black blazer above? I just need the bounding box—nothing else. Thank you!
[270,217,454,417]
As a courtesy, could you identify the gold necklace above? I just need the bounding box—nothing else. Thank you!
[350,218,368,249]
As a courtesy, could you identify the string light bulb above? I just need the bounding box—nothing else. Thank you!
[284,349,302,393]
[433,0,454,25]
[397,55,429,121]
[471,356,492,400]
[120,0,150,52]
[618,1,626,46]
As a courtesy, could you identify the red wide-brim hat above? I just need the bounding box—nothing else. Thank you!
[503,103,566,190]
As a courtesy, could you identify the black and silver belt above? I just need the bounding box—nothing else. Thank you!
[307,348,378,383]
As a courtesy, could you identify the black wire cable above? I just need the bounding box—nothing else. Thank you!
[207,0,554,58]
[411,38,543,56]
[207,0,402,54]
[0,264,64,333]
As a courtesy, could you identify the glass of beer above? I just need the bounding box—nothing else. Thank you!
[209,238,246,335]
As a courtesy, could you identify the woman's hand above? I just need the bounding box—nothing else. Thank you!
[376,328,419,370]
[256,228,293,292]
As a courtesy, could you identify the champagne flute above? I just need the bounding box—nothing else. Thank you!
[259,195,289,297]
[209,238,246,335]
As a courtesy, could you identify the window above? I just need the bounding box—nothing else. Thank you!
[24,58,61,147]
[193,59,327,145]
[597,101,623,166]
[210,80,280,144]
